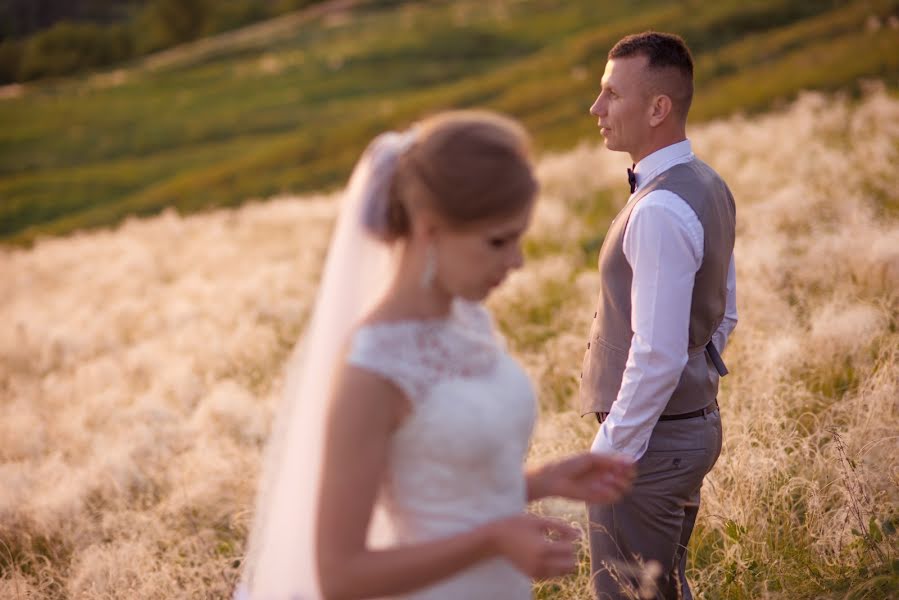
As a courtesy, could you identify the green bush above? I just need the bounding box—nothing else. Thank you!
[135,0,211,53]
[18,22,133,80]
[276,0,332,11]
[205,0,268,36]
[0,39,24,84]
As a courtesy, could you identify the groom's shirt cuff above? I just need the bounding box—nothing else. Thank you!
[712,253,739,354]
[592,190,702,460]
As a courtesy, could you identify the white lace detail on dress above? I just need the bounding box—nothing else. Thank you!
[342,298,536,599]
[347,300,502,401]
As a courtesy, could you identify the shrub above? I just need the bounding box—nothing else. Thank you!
[18,22,133,80]
[0,38,23,83]
[134,0,211,53]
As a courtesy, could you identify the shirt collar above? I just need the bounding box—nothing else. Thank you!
[633,139,694,192]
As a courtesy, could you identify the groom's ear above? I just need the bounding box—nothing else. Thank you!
[648,94,673,128]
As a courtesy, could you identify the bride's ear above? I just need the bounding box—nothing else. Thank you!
[408,206,442,241]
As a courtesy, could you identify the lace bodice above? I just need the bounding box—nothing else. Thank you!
[346,298,537,599]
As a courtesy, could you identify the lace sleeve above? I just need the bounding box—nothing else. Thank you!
[345,303,503,405]
[346,325,427,401]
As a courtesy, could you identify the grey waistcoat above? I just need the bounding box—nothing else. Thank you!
[578,159,736,417]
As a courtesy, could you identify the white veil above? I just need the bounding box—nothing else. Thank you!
[238,130,415,599]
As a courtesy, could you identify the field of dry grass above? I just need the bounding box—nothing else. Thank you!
[2,86,897,598]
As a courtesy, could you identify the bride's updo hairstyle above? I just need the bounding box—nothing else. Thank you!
[379,110,538,243]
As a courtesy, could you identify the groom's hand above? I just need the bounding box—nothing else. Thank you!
[534,452,634,504]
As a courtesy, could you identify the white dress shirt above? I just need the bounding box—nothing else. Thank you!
[590,140,738,460]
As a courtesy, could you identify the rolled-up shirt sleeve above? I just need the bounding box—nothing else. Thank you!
[590,191,702,460]
[712,253,738,353]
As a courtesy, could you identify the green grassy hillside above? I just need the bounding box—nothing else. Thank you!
[2,0,898,243]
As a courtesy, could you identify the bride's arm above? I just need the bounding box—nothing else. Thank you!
[525,453,634,503]
[317,365,577,600]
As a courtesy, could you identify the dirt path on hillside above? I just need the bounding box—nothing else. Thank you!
[0,0,375,98]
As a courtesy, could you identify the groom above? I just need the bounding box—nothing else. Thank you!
[580,32,737,599]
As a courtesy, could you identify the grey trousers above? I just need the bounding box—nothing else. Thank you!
[588,409,722,600]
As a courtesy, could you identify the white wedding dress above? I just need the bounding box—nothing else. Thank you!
[237,131,538,600]
[345,297,537,599]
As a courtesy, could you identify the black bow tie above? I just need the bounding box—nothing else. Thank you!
[627,164,636,194]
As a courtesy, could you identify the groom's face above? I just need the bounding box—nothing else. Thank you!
[590,55,652,155]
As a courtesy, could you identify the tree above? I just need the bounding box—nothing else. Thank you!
[138,0,209,52]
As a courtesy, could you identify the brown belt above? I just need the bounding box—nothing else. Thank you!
[596,399,719,425]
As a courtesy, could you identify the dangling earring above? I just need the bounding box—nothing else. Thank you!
[420,243,437,289]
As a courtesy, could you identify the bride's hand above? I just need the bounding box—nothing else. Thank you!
[486,514,579,579]
[530,452,635,504]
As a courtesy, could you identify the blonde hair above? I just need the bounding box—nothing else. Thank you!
[379,110,538,241]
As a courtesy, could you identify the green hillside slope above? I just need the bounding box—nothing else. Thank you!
[1,0,897,243]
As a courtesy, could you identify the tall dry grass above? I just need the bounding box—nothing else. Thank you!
[1,86,897,598]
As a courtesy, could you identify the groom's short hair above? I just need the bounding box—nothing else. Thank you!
[609,31,694,120]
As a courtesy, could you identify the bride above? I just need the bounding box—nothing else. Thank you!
[237,110,634,599]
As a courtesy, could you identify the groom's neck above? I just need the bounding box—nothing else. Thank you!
[630,127,687,165]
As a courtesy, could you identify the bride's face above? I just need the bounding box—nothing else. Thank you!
[433,202,535,302]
